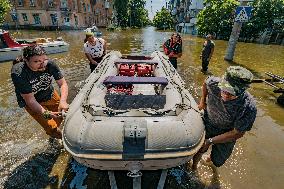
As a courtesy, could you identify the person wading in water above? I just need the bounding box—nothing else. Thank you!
[192,66,257,170]
[11,45,69,139]
[163,33,183,69]
[200,34,215,73]
[83,31,107,73]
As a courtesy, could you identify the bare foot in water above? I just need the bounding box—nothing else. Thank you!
[201,154,214,166]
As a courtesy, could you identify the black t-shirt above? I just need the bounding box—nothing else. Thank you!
[202,40,215,59]
[11,60,63,108]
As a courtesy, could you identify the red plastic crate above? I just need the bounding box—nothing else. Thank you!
[137,64,152,77]
[119,64,135,76]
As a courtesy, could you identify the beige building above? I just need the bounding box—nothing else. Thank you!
[4,0,113,29]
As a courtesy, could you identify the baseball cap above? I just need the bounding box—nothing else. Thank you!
[85,29,94,37]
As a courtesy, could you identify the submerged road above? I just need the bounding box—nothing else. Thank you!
[0,27,284,189]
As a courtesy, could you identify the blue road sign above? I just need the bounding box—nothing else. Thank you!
[235,6,253,22]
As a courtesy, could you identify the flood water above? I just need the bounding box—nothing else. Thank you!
[0,27,284,189]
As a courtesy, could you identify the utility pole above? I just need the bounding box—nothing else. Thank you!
[224,0,253,61]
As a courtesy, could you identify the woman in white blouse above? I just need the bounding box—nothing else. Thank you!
[83,32,107,72]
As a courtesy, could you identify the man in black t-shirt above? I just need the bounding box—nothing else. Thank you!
[200,34,215,72]
[11,45,69,139]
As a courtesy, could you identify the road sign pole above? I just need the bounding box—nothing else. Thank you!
[224,1,251,61]
[224,21,242,61]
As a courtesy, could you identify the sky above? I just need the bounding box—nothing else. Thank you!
[145,0,168,20]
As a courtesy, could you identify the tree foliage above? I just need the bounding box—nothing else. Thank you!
[153,7,174,30]
[241,0,284,39]
[197,0,284,40]
[129,0,150,27]
[197,0,238,40]
[0,0,11,24]
[114,0,130,27]
[113,0,150,28]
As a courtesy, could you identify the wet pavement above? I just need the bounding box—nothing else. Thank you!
[0,27,284,189]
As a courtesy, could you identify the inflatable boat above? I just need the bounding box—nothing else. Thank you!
[62,51,205,175]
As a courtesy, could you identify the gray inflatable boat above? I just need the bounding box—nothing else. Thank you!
[62,51,205,174]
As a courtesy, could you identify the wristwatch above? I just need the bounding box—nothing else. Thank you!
[207,138,214,144]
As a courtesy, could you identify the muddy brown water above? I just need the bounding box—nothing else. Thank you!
[0,27,283,189]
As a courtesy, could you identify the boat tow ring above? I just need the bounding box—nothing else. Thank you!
[127,170,142,178]
[126,162,143,177]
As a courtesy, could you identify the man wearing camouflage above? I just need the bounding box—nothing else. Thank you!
[192,66,257,170]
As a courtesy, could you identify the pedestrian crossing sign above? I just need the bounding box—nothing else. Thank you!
[235,6,252,22]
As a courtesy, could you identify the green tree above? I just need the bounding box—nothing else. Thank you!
[197,0,238,39]
[153,7,174,30]
[197,0,284,40]
[114,0,130,27]
[0,0,11,24]
[129,0,150,28]
[241,0,284,39]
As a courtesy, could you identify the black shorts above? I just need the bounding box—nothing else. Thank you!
[169,58,177,69]
[89,56,104,72]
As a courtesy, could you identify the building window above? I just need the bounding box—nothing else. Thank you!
[18,0,23,6]
[87,4,90,12]
[74,15,78,26]
[95,8,100,15]
[50,14,57,25]
[33,14,41,25]
[64,17,70,23]
[83,3,86,12]
[48,0,54,7]
[30,0,36,7]
[10,13,18,21]
[61,0,67,8]
[64,17,70,26]
[22,13,28,21]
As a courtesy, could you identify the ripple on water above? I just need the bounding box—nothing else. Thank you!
[68,160,88,189]
[0,138,60,188]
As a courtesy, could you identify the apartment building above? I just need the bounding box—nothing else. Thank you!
[4,0,113,30]
[168,0,204,35]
